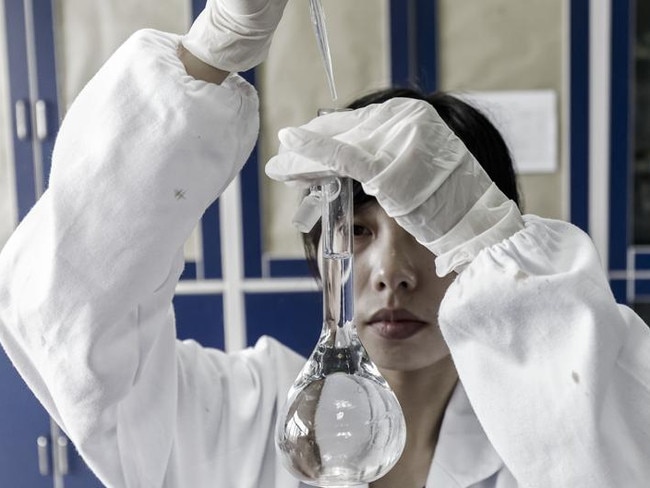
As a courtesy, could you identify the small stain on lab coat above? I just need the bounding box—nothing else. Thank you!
[514,270,528,281]
[572,371,580,384]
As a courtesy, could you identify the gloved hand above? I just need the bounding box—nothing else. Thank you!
[265,98,524,276]
[182,0,289,72]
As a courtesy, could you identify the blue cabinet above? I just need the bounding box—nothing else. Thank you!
[0,351,52,487]
[607,0,650,323]
[1,0,96,486]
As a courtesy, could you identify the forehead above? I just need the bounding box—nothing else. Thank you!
[354,196,382,215]
[354,199,381,216]
[354,200,392,223]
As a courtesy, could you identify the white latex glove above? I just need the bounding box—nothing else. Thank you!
[182,0,289,72]
[266,98,524,276]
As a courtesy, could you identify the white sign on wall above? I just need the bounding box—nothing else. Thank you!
[457,90,558,174]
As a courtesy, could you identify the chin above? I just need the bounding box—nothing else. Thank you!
[377,356,447,374]
[360,329,449,370]
[367,345,451,373]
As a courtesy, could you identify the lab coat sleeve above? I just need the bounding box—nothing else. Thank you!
[0,29,259,486]
[439,215,650,487]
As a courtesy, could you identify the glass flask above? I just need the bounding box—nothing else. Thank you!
[275,176,406,487]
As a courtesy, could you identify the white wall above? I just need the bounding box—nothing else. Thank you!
[438,0,565,220]
[54,0,191,111]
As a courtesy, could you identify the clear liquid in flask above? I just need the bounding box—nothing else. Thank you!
[276,178,406,487]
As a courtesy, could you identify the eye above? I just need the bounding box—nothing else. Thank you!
[353,224,371,237]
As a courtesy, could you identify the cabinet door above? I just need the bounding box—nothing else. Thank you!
[0,352,52,487]
[1,0,102,486]
[1,1,54,486]
[608,0,650,323]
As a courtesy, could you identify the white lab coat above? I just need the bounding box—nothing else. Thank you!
[0,29,649,488]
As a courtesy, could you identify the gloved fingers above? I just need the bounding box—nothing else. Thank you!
[266,127,378,183]
[293,97,427,141]
[265,150,336,183]
[291,104,383,139]
[267,97,465,192]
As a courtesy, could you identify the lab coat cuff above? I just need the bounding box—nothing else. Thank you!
[428,184,524,276]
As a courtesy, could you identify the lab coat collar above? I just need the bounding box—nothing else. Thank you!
[427,382,504,487]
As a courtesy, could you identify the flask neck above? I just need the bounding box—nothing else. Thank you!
[319,177,354,341]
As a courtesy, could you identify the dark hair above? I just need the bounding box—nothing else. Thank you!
[302,87,521,281]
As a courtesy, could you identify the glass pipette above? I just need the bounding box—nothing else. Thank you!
[308,0,338,100]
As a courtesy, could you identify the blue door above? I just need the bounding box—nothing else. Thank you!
[1,0,102,485]
[607,0,650,323]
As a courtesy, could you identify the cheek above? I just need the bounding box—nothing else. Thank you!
[420,271,456,315]
[432,271,456,298]
[352,254,371,299]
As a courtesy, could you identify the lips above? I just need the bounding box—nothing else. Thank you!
[366,308,427,340]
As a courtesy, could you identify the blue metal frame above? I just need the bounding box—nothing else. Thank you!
[31,0,58,186]
[389,0,438,92]
[389,0,411,87]
[636,280,650,296]
[609,0,633,273]
[4,0,60,219]
[201,201,223,279]
[637,253,650,270]
[268,258,312,277]
[245,291,322,358]
[569,0,590,233]
[238,69,265,278]
[414,0,438,92]
[0,350,51,487]
[4,0,35,220]
[174,294,225,349]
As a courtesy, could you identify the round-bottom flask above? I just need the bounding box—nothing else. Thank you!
[275,177,406,486]
[276,323,406,486]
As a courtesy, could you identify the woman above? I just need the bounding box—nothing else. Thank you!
[0,0,648,486]
[267,90,650,487]
[287,89,522,487]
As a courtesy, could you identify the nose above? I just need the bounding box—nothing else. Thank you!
[369,225,418,293]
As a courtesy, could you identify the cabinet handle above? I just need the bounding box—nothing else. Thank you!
[55,435,69,475]
[15,100,29,140]
[35,99,48,141]
[36,436,49,475]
